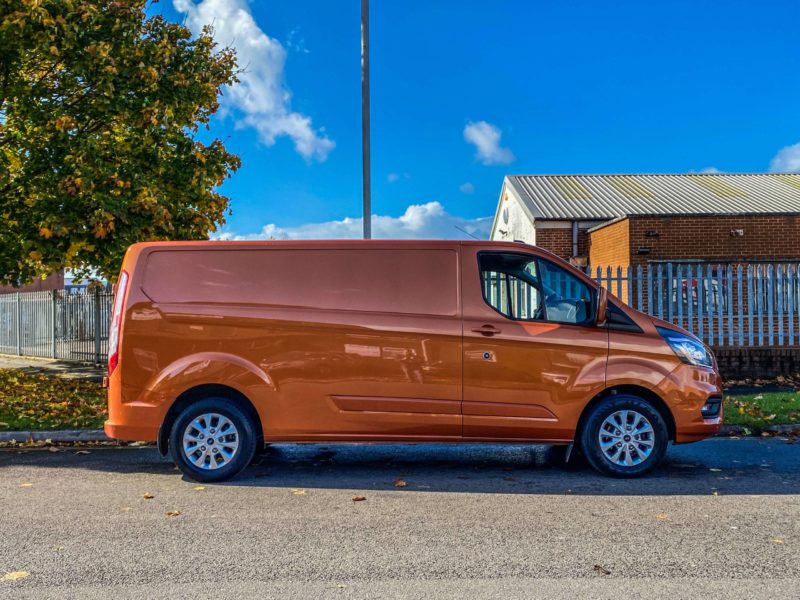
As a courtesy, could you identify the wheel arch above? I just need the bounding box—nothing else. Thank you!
[157,383,264,457]
[576,385,676,445]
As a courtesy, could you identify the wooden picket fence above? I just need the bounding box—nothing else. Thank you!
[591,263,800,348]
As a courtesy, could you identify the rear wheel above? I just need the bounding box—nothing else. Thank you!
[579,395,669,478]
[169,397,257,483]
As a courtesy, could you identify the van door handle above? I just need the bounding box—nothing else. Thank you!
[471,324,502,336]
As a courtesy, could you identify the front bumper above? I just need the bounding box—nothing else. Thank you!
[657,363,724,443]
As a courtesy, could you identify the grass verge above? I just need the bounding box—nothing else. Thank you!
[723,391,800,429]
[0,368,106,431]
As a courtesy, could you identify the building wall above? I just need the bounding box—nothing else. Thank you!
[534,225,591,262]
[588,218,630,268]
[588,214,800,268]
[627,214,800,266]
[491,191,537,244]
[0,272,64,295]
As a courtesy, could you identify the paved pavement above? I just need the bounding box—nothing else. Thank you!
[0,354,104,382]
[1,438,798,599]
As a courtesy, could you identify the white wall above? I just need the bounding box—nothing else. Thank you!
[491,187,536,244]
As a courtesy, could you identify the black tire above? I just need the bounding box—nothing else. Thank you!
[579,395,669,478]
[169,397,258,483]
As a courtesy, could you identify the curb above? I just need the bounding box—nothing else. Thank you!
[1,427,798,445]
[0,429,110,443]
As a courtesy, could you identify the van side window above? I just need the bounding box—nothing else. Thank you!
[478,253,595,325]
[537,259,594,325]
[479,254,543,320]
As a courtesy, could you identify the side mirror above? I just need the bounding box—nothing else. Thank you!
[596,286,608,326]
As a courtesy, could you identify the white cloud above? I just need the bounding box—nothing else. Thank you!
[698,166,722,174]
[459,182,475,194]
[387,173,399,183]
[174,0,334,162]
[769,142,800,173]
[463,121,514,165]
[216,201,492,240]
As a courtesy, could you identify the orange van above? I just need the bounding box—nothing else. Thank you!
[105,240,722,482]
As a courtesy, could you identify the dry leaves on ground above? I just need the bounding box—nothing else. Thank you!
[1,571,30,581]
[0,369,106,431]
[593,564,611,576]
[165,511,181,517]
[393,479,407,487]
[352,495,366,502]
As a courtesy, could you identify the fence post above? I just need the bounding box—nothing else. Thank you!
[696,265,704,342]
[777,264,785,347]
[676,264,683,329]
[636,266,643,312]
[667,262,674,322]
[789,265,796,347]
[51,290,57,359]
[767,265,774,347]
[16,292,22,356]
[686,264,694,337]
[94,289,102,364]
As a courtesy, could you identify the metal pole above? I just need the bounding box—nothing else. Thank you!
[361,0,372,239]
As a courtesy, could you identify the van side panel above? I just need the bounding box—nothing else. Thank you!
[118,245,463,441]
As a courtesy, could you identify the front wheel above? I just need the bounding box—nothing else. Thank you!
[579,395,669,478]
[169,397,258,483]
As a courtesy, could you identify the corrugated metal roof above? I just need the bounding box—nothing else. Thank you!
[505,173,800,220]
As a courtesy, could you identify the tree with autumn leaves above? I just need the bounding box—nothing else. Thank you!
[0,0,240,285]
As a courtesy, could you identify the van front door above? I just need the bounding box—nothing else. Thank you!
[460,247,608,441]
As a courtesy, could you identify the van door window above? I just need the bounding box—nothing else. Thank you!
[479,254,543,320]
[537,258,594,325]
[478,253,594,325]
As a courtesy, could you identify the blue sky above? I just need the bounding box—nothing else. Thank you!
[157,0,800,239]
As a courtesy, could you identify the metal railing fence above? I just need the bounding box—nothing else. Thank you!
[0,291,113,363]
[591,263,800,348]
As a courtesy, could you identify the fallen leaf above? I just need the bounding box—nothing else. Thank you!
[48,446,61,453]
[74,450,91,455]
[193,486,205,491]
[143,493,154,500]
[164,511,181,517]
[1,571,30,581]
[712,491,720,496]
[593,564,611,576]
[352,495,366,502]
[393,479,407,487]
[291,489,307,496]
[19,483,33,488]
[656,513,670,521]
[772,538,785,544]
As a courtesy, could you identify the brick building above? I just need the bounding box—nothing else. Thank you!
[490,173,800,269]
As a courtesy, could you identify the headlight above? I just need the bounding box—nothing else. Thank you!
[656,327,713,367]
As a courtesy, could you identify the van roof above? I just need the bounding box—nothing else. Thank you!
[129,239,535,250]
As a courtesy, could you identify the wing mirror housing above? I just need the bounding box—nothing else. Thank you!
[596,286,608,326]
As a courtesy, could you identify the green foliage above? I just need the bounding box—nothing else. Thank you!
[0,369,106,430]
[0,0,240,284]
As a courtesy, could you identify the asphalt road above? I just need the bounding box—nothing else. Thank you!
[1,438,798,599]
